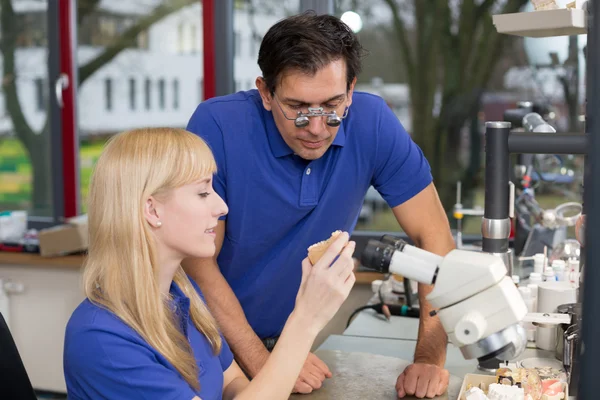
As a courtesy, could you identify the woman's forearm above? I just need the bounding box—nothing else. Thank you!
[232,310,318,400]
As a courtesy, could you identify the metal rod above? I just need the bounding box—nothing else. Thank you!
[508,133,588,155]
[482,122,511,254]
[484,122,511,220]
[579,0,599,397]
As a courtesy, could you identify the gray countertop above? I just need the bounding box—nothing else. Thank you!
[299,308,561,399]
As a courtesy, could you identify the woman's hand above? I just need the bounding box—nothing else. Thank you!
[294,232,356,333]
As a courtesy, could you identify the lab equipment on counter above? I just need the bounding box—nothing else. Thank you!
[361,238,529,364]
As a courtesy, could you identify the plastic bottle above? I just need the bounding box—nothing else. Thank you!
[533,253,546,275]
[527,283,538,312]
[519,286,536,342]
[551,259,566,281]
[568,259,580,285]
[529,272,543,285]
[543,267,556,282]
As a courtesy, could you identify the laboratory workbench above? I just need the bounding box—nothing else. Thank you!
[303,308,563,400]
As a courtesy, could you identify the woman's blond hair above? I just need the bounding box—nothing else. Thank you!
[83,127,221,391]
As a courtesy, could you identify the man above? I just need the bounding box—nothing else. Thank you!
[184,12,455,399]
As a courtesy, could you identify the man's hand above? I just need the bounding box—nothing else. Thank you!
[292,352,332,394]
[395,363,449,399]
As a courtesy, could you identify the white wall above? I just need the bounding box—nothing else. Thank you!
[0,265,83,393]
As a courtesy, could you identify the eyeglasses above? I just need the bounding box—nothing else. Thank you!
[273,95,349,128]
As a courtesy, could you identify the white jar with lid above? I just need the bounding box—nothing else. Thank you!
[552,259,566,281]
[543,267,556,282]
[529,272,543,285]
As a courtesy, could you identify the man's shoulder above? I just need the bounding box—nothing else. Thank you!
[351,91,386,110]
[193,89,262,118]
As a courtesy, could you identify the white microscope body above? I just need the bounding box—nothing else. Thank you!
[362,242,528,361]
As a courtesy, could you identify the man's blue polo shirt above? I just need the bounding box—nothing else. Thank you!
[186,90,432,339]
[64,280,233,399]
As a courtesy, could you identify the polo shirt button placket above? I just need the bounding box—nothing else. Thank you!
[306,168,311,175]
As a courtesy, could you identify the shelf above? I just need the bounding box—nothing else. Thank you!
[493,8,587,38]
[0,251,84,269]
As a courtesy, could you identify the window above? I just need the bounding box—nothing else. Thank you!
[173,79,179,109]
[199,78,203,102]
[234,31,240,57]
[35,78,45,111]
[177,23,185,53]
[145,78,151,110]
[105,78,112,111]
[137,30,149,49]
[158,79,165,110]
[99,16,117,40]
[250,35,258,56]
[0,1,73,222]
[129,78,136,110]
[190,24,198,53]
[77,2,205,213]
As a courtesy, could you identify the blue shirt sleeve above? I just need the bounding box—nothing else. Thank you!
[187,104,228,220]
[64,326,197,400]
[371,101,433,208]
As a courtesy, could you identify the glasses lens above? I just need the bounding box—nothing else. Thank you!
[295,116,310,128]
[326,116,341,127]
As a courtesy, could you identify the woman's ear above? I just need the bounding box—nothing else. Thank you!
[144,196,162,228]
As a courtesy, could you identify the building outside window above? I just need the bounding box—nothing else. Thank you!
[145,78,151,110]
[105,78,113,111]
[158,79,165,110]
[129,78,136,110]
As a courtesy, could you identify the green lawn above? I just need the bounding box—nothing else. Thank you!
[0,137,106,212]
[356,189,579,236]
[0,137,582,232]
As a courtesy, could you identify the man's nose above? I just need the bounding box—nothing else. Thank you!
[305,115,327,135]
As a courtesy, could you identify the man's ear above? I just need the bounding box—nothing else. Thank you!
[255,77,273,111]
[346,77,357,108]
[144,196,162,228]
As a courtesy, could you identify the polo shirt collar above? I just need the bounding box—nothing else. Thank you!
[263,107,347,158]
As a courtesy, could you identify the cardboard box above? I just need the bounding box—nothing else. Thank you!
[38,215,88,257]
[458,373,568,400]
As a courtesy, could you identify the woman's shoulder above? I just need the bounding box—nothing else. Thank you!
[65,299,142,345]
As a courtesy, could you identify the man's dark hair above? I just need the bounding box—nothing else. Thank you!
[257,11,366,94]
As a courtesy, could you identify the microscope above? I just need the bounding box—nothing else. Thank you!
[361,238,529,365]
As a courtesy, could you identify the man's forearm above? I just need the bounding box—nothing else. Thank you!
[187,265,270,377]
[415,283,447,366]
[414,237,454,366]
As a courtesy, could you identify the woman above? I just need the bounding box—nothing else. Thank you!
[63,128,356,399]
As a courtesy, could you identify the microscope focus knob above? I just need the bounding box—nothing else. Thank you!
[454,312,487,345]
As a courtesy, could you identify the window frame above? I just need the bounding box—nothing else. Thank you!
[26,0,80,229]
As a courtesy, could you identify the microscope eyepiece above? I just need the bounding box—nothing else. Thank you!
[379,234,407,249]
[361,239,395,273]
